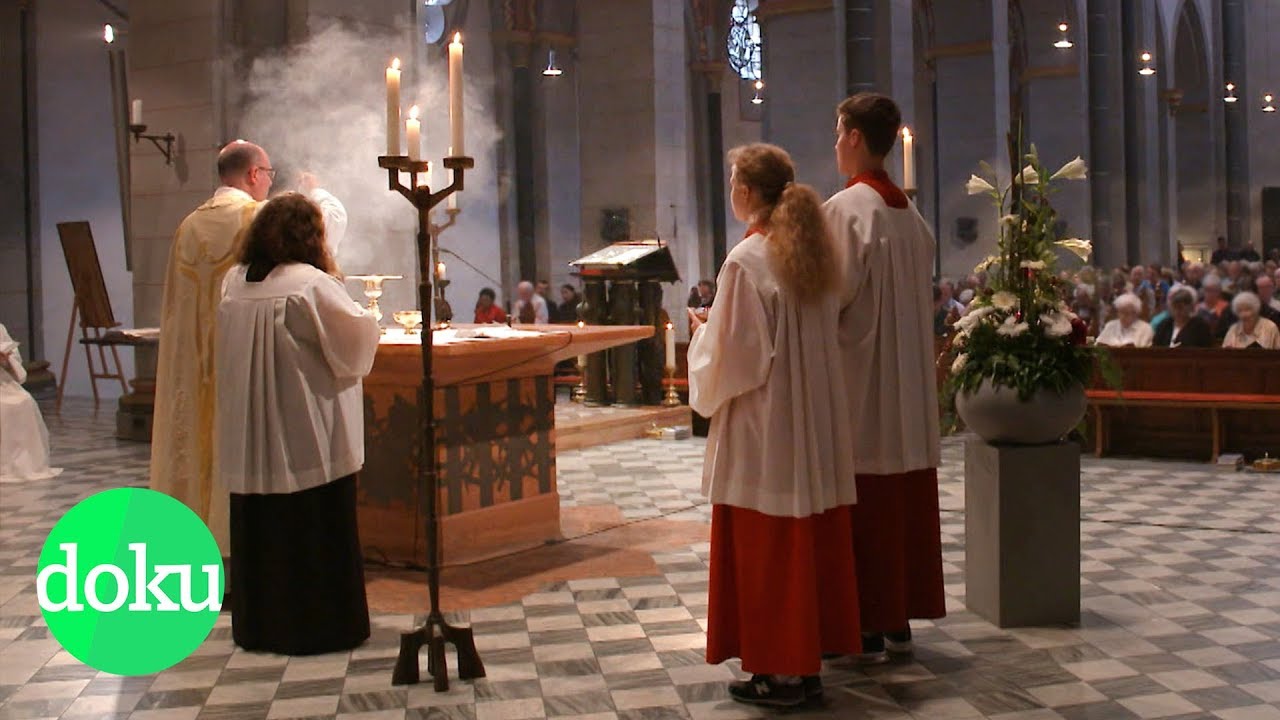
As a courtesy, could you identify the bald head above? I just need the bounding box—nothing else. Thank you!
[218,141,273,200]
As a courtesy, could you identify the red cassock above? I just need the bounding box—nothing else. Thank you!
[706,505,862,676]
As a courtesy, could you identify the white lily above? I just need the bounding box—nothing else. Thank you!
[991,291,1018,311]
[974,255,1000,273]
[1015,164,1039,185]
[1050,156,1088,181]
[1020,260,1046,270]
[1000,214,1018,226]
[951,353,968,373]
[1055,238,1093,261]
[966,174,996,195]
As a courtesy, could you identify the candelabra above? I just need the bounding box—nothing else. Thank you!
[128,124,177,165]
[378,152,484,692]
[428,208,460,324]
[662,368,681,406]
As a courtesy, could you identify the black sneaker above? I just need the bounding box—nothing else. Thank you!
[858,632,889,665]
[728,675,806,707]
[886,627,913,655]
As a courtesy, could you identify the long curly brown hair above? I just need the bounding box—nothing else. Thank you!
[238,192,335,281]
[728,143,837,304]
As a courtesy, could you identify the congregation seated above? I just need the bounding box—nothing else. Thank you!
[1151,287,1213,348]
[1095,293,1152,348]
[1222,292,1280,350]
[1197,274,1234,340]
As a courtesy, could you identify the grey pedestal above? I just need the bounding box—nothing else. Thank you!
[965,438,1081,627]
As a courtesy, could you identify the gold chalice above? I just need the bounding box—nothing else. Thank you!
[393,310,423,334]
[347,274,403,329]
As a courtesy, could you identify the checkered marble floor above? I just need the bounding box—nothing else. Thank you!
[2,398,1279,720]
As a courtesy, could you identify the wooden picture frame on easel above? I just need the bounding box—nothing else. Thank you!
[56,221,129,410]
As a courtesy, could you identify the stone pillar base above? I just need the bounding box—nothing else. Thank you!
[964,438,1081,627]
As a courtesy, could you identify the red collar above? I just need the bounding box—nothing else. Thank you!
[845,169,909,209]
[744,225,766,239]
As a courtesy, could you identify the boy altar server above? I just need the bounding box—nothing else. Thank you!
[823,93,946,660]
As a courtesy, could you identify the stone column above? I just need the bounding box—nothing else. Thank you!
[757,1,842,196]
[1085,0,1129,268]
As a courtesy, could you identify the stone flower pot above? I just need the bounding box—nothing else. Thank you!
[955,379,1086,445]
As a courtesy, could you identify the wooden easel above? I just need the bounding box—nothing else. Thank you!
[56,221,129,411]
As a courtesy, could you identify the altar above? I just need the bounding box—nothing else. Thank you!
[357,323,655,566]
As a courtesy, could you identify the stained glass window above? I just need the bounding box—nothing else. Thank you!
[727,0,761,80]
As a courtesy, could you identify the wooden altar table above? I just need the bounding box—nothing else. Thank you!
[358,323,654,566]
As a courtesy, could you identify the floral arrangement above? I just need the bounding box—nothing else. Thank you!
[945,142,1117,404]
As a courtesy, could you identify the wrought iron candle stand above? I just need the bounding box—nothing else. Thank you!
[378,153,485,692]
[128,124,177,165]
[428,208,460,324]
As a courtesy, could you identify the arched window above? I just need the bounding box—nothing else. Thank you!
[727,0,761,80]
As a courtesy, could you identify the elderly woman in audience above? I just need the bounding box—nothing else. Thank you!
[1153,286,1213,348]
[1096,293,1154,348]
[1222,292,1280,350]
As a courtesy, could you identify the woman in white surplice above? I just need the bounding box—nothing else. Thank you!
[216,193,379,655]
[0,324,62,482]
[687,143,861,708]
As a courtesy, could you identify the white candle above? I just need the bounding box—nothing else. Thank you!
[435,261,446,281]
[130,99,142,125]
[406,105,421,161]
[446,146,458,211]
[386,58,401,156]
[664,322,675,370]
[448,33,465,156]
[901,127,915,191]
[576,321,586,369]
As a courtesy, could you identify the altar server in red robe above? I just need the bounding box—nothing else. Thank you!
[824,93,946,662]
[688,143,861,707]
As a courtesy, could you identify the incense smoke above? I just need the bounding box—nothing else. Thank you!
[236,21,506,316]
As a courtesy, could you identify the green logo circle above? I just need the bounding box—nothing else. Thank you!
[36,488,224,676]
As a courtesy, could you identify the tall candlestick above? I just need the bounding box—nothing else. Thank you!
[386,58,401,155]
[130,99,142,125]
[448,34,465,156]
[444,146,459,210]
[664,322,675,370]
[901,127,915,191]
[406,105,421,161]
[576,321,586,370]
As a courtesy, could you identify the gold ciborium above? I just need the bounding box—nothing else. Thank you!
[347,274,403,329]
[393,310,423,334]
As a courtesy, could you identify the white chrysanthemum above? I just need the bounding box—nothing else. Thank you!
[1041,312,1073,338]
[996,319,1030,337]
[966,174,996,195]
[1050,156,1088,181]
[991,291,1018,311]
[1020,260,1047,270]
[951,353,968,373]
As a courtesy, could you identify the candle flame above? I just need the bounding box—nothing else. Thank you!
[665,322,673,330]
[453,32,462,44]
[409,104,420,120]
[577,320,585,329]
[901,127,912,141]
[103,24,115,43]
[391,57,401,70]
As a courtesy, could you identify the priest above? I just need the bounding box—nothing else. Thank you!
[150,141,347,557]
[823,93,946,662]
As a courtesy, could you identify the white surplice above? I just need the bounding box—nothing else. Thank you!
[216,262,380,496]
[824,184,940,475]
[0,324,62,483]
[1096,319,1154,348]
[687,232,857,518]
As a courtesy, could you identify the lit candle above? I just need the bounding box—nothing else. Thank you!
[435,261,446,281]
[386,58,401,156]
[576,321,586,369]
[448,33,465,156]
[664,322,675,370]
[447,146,458,211]
[130,99,142,126]
[901,127,915,191]
[406,104,421,161]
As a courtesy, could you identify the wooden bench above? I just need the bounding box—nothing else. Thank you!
[1087,389,1280,462]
